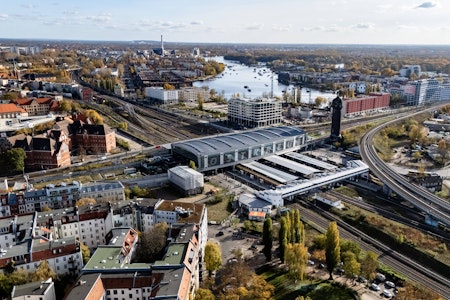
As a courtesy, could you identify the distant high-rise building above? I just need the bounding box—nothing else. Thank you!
[192,47,200,57]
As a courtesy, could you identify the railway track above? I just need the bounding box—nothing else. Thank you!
[289,201,450,298]
[104,96,220,144]
[328,190,450,243]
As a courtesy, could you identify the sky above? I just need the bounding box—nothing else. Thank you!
[1,0,450,45]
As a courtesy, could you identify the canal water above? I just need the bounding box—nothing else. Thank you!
[193,56,335,104]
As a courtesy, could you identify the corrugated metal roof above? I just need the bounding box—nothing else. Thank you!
[172,126,304,156]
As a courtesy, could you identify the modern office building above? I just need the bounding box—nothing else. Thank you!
[145,87,178,104]
[227,97,282,129]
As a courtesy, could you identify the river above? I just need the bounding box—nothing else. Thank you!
[193,56,336,104]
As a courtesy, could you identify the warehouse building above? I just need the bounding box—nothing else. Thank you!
[171,126,307,172]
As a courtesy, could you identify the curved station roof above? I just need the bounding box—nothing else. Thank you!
[171,126,305,157]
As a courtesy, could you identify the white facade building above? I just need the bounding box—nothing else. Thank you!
[228,97,282,128]
[178,87,210,102]
[145,87,178,104]
[12,278,56,300]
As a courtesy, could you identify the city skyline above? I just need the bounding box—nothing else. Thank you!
[1,0,450,45]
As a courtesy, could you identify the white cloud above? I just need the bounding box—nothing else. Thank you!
[415,1,438,8]
[397,24,419,30]
[245,23,264,30]
[352,23,375,29]
[190,20,203,26]
[86,13,112,23]
[272,24,292,32]
[0,14,8,21]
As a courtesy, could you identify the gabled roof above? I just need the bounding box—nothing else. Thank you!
[0,103,22,113]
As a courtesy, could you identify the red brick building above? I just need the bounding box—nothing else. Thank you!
[343,93,390,116]
[8,134,71,171]
[69,120,116,154]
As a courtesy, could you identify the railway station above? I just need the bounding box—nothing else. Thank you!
[171,125,369,211]
[171,126,307,172]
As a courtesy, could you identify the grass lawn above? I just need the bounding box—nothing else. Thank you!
[205,195,233,223]
[258,265,357,300]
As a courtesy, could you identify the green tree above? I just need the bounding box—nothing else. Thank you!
[75,198,97,207]
[85,109,104,125]
[315,97,327,107]
[60,100,72,112]
[325,221,340,280]
[4,148,26,173]
[284,243,309,281]
[204,241,222,276]
[262,217,273,262]
[340,240,361,259]
[197,93,204,111]
[134,222,168,263]
[293,209,305,244]
[312,234,327,250]
[408,125,425,145]
[278,217,288,262]
[360,251,378,280]
[163,83,175,90]
[189,160,197,170]
[195,288,214,300]
[31,260,56,281]
[80,243,91,265]
[245,273,275,300]
[342,251,360,279]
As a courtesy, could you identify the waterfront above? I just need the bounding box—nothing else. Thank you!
[194,56,335,104]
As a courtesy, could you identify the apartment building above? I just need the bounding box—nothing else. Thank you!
[74,224,203,300]
[35,203,113,250]
[80,181,125,203]
[0,214,83,276]
[0,181,125,217]
[228,97,282,129]
[11,97,59,116]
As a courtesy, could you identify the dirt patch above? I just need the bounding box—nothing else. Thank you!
[389,147,436,171]
[151,182,219,202]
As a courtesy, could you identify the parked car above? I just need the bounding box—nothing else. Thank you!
[385,281,395,289]
[357,276,368,283]
[371,283,380,291]
[217,231,224,236]
[376,273,386,282]
[382,289,393,298]
[307,260,315,266]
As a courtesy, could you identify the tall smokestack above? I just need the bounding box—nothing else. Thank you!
[161,35,164,56]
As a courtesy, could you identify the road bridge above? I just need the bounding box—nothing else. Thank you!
[360,108,450,226]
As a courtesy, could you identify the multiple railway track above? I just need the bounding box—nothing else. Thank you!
[291,201,450,298]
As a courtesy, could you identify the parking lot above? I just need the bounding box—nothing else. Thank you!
[208,224,265,265]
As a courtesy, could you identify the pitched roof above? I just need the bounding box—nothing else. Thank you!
[0,103,22,113]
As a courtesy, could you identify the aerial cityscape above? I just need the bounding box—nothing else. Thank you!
[0,2,450,300]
